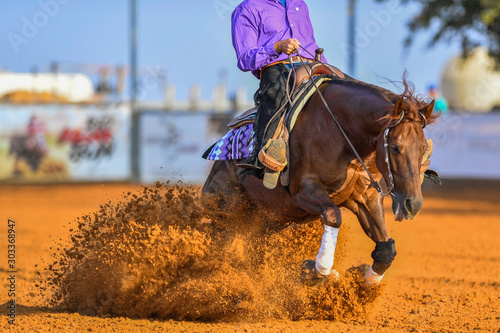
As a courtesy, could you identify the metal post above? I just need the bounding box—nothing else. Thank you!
[130,0,140,182]
[347,0,357,77]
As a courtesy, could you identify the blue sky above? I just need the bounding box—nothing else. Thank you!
[1,0,463,101]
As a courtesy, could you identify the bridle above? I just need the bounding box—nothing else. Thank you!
[383,110,427,198]
[286,47,428,197]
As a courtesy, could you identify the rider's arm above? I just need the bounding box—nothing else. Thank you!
[231,6,279,72]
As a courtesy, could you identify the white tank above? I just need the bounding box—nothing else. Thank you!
[0,72,94,103]
[440,47,500,112]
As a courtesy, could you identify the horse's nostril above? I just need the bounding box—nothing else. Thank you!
[404,199,413,213]
[404,198,423,215]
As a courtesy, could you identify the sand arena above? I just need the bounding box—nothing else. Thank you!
[0,180,499,332]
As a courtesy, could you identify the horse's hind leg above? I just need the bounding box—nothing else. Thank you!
[202,161,241,207]
[293,176,342,284]
[202,160,254,230]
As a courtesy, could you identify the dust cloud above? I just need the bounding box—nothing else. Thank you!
[42,183,381,322]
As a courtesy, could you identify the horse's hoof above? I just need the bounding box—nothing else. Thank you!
[363,265,385,287]
[347,264,384,287]
[300,259,329,287]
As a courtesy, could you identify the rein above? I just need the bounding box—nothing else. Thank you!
[289,47,427,197]
[290,48,388,196]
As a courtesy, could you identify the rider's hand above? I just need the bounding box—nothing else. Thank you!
[274,38,300,55]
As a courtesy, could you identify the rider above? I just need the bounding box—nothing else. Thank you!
[231,0,326,168]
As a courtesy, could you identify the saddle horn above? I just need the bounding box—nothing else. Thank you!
[315,48,324,62]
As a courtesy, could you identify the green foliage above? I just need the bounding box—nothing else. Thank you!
[375,0,500,63]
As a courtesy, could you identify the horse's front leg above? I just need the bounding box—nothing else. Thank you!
[345,193,397,286]
[292,176,342,284]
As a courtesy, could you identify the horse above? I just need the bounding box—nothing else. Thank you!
[202,75,438,286]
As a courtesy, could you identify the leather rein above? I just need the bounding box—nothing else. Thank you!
[286,47,428,197]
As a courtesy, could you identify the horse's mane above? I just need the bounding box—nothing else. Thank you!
[331,71,440,126]
[378,72,440,126]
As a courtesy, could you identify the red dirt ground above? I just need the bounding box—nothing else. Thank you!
[1,181,499,332]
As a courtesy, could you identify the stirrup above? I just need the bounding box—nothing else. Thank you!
[258,139,288,172]
[259,139,287,189]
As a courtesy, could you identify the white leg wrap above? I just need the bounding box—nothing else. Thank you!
[363,265,385,286]
[315,225,339,276]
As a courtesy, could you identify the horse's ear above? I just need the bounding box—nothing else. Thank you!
[393,97,405,117]
[422,100,435,119]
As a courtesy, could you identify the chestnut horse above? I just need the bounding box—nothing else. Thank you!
[202,77,438,286]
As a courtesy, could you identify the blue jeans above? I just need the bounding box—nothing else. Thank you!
[283,62,305,71]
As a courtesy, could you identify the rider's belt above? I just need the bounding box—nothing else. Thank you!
[260,57,314,78]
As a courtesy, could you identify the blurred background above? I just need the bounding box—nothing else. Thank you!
[1,0,500,185]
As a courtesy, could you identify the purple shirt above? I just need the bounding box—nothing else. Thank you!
[231,0,326,78]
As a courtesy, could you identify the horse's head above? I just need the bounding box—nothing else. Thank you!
[376,97,435,221]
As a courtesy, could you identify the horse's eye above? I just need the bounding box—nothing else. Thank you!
[391,145,400,154]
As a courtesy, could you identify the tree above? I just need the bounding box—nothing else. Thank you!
[376,0,500,64]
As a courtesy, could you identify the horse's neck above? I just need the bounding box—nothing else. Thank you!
[336,97,388,157]
[301,81,391,161]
